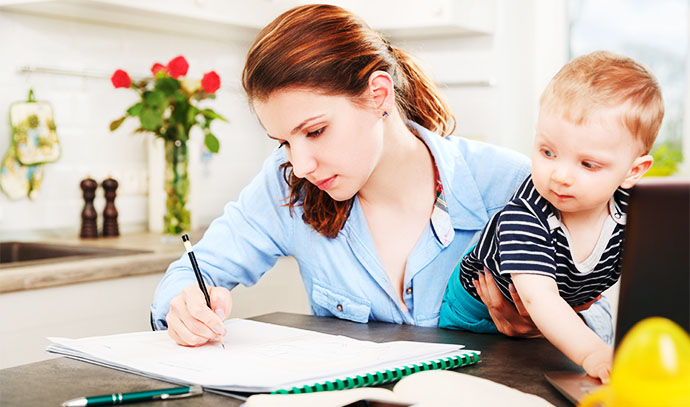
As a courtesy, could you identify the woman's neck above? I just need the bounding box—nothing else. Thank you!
[358,118,435,211]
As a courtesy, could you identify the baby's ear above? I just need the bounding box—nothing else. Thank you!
[620,154,654,189]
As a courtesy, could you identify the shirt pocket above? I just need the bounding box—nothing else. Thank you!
[311,282,371,323]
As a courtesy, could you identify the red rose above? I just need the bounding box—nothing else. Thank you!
[201,71,221,94]
[151,63,167,75]
[111,69,131,88]
[166,55,189,79]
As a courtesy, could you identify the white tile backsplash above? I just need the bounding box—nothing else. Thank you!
[0,10,267,239]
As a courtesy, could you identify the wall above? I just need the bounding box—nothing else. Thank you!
[397,0,567,154]
[0,9,275,240]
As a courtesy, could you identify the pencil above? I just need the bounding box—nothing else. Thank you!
[181,233,225,349]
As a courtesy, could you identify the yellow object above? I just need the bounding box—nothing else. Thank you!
[579,317,690,407]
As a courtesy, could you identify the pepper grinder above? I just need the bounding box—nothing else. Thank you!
[102,176,120,237]
[79,177,98,239]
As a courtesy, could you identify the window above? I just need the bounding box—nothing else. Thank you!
[569,0,687,176]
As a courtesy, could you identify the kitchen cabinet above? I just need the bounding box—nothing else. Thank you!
[0,0,495,41]
[0,0,274,41]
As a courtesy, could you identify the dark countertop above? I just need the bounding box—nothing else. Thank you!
[0,312,578,406]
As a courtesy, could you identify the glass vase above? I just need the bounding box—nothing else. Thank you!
[163,139,190,235]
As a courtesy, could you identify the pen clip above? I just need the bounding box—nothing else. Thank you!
[156,385,203,400]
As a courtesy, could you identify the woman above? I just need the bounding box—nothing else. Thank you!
[151,4,612,346]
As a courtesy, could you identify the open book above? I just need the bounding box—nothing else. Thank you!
[47,319,478,395]
[244,370,556,407]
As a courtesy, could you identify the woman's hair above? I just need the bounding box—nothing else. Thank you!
[540,50,664,154]
[242,4,455,238]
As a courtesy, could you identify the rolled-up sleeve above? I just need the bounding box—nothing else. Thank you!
[150,150,294,330]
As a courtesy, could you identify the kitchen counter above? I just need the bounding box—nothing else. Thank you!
[0,231,194,294]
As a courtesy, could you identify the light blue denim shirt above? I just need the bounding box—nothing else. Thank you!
[151,123,613,343]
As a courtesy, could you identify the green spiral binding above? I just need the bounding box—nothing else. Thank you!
[270,351,480,395]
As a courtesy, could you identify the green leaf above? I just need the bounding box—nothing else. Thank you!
[109,116,127,132]
[204,132,220,153]
[647,142,683,177]
[186,106,199,126]
[126,102,144,117]
[144,91,166,109]
[155,77,181,95]
[201,109,227,122]
[140,108,163,131]
[173,91,188,105]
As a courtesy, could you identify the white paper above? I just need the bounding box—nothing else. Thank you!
[47,319,477,393]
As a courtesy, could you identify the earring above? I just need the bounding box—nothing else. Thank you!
[382,111,389,118]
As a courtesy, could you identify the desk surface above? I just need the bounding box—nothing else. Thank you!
[0,312,578,406]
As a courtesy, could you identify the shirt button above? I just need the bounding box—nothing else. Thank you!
[406,287,413,295]
[336,304,343,312]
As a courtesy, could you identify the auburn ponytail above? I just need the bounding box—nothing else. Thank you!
[243,4,455,238]
[391,47,456,137]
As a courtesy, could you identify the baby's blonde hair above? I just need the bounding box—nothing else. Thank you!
[540,50,664,154]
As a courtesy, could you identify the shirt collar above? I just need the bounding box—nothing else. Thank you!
[609,187,629,225]
[409,122,490,232]
[516,176,629,230]
[430,158,454,246]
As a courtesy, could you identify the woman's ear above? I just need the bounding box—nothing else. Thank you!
[367,71,394,115]
[620,154,654,189]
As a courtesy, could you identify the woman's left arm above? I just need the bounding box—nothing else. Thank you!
[474,271,540,337]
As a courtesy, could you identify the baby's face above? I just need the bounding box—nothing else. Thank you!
[531,107,643,216]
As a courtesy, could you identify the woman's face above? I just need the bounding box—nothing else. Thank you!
[253,88,384,201]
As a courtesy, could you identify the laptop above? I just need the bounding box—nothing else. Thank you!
[545,178,690,405]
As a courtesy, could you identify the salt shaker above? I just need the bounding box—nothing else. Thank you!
[79,177,98,239]
[102,176,120,237]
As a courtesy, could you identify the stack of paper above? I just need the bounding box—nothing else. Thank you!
[47,319,477,395]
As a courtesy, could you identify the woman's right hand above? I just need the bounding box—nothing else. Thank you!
[165,284,232,346]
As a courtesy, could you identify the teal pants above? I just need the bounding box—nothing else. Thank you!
[439,254,499,334]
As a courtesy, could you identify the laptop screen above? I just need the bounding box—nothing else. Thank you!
[614,179,690,348]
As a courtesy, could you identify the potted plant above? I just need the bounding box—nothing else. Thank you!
[110,55,226,235]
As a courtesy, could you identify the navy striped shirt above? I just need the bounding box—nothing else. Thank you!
[460,176,628,307]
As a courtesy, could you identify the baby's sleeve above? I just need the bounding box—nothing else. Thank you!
[495,203,557,279]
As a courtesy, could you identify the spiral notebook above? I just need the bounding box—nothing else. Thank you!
[47,319,479,396]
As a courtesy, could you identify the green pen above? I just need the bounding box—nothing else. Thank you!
[61,385,203,406]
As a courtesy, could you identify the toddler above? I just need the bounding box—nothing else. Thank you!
[439,50,664,382]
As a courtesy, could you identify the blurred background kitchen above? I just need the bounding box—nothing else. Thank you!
[0,0,687,368]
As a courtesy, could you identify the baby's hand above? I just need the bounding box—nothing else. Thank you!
[582,346,613,383]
